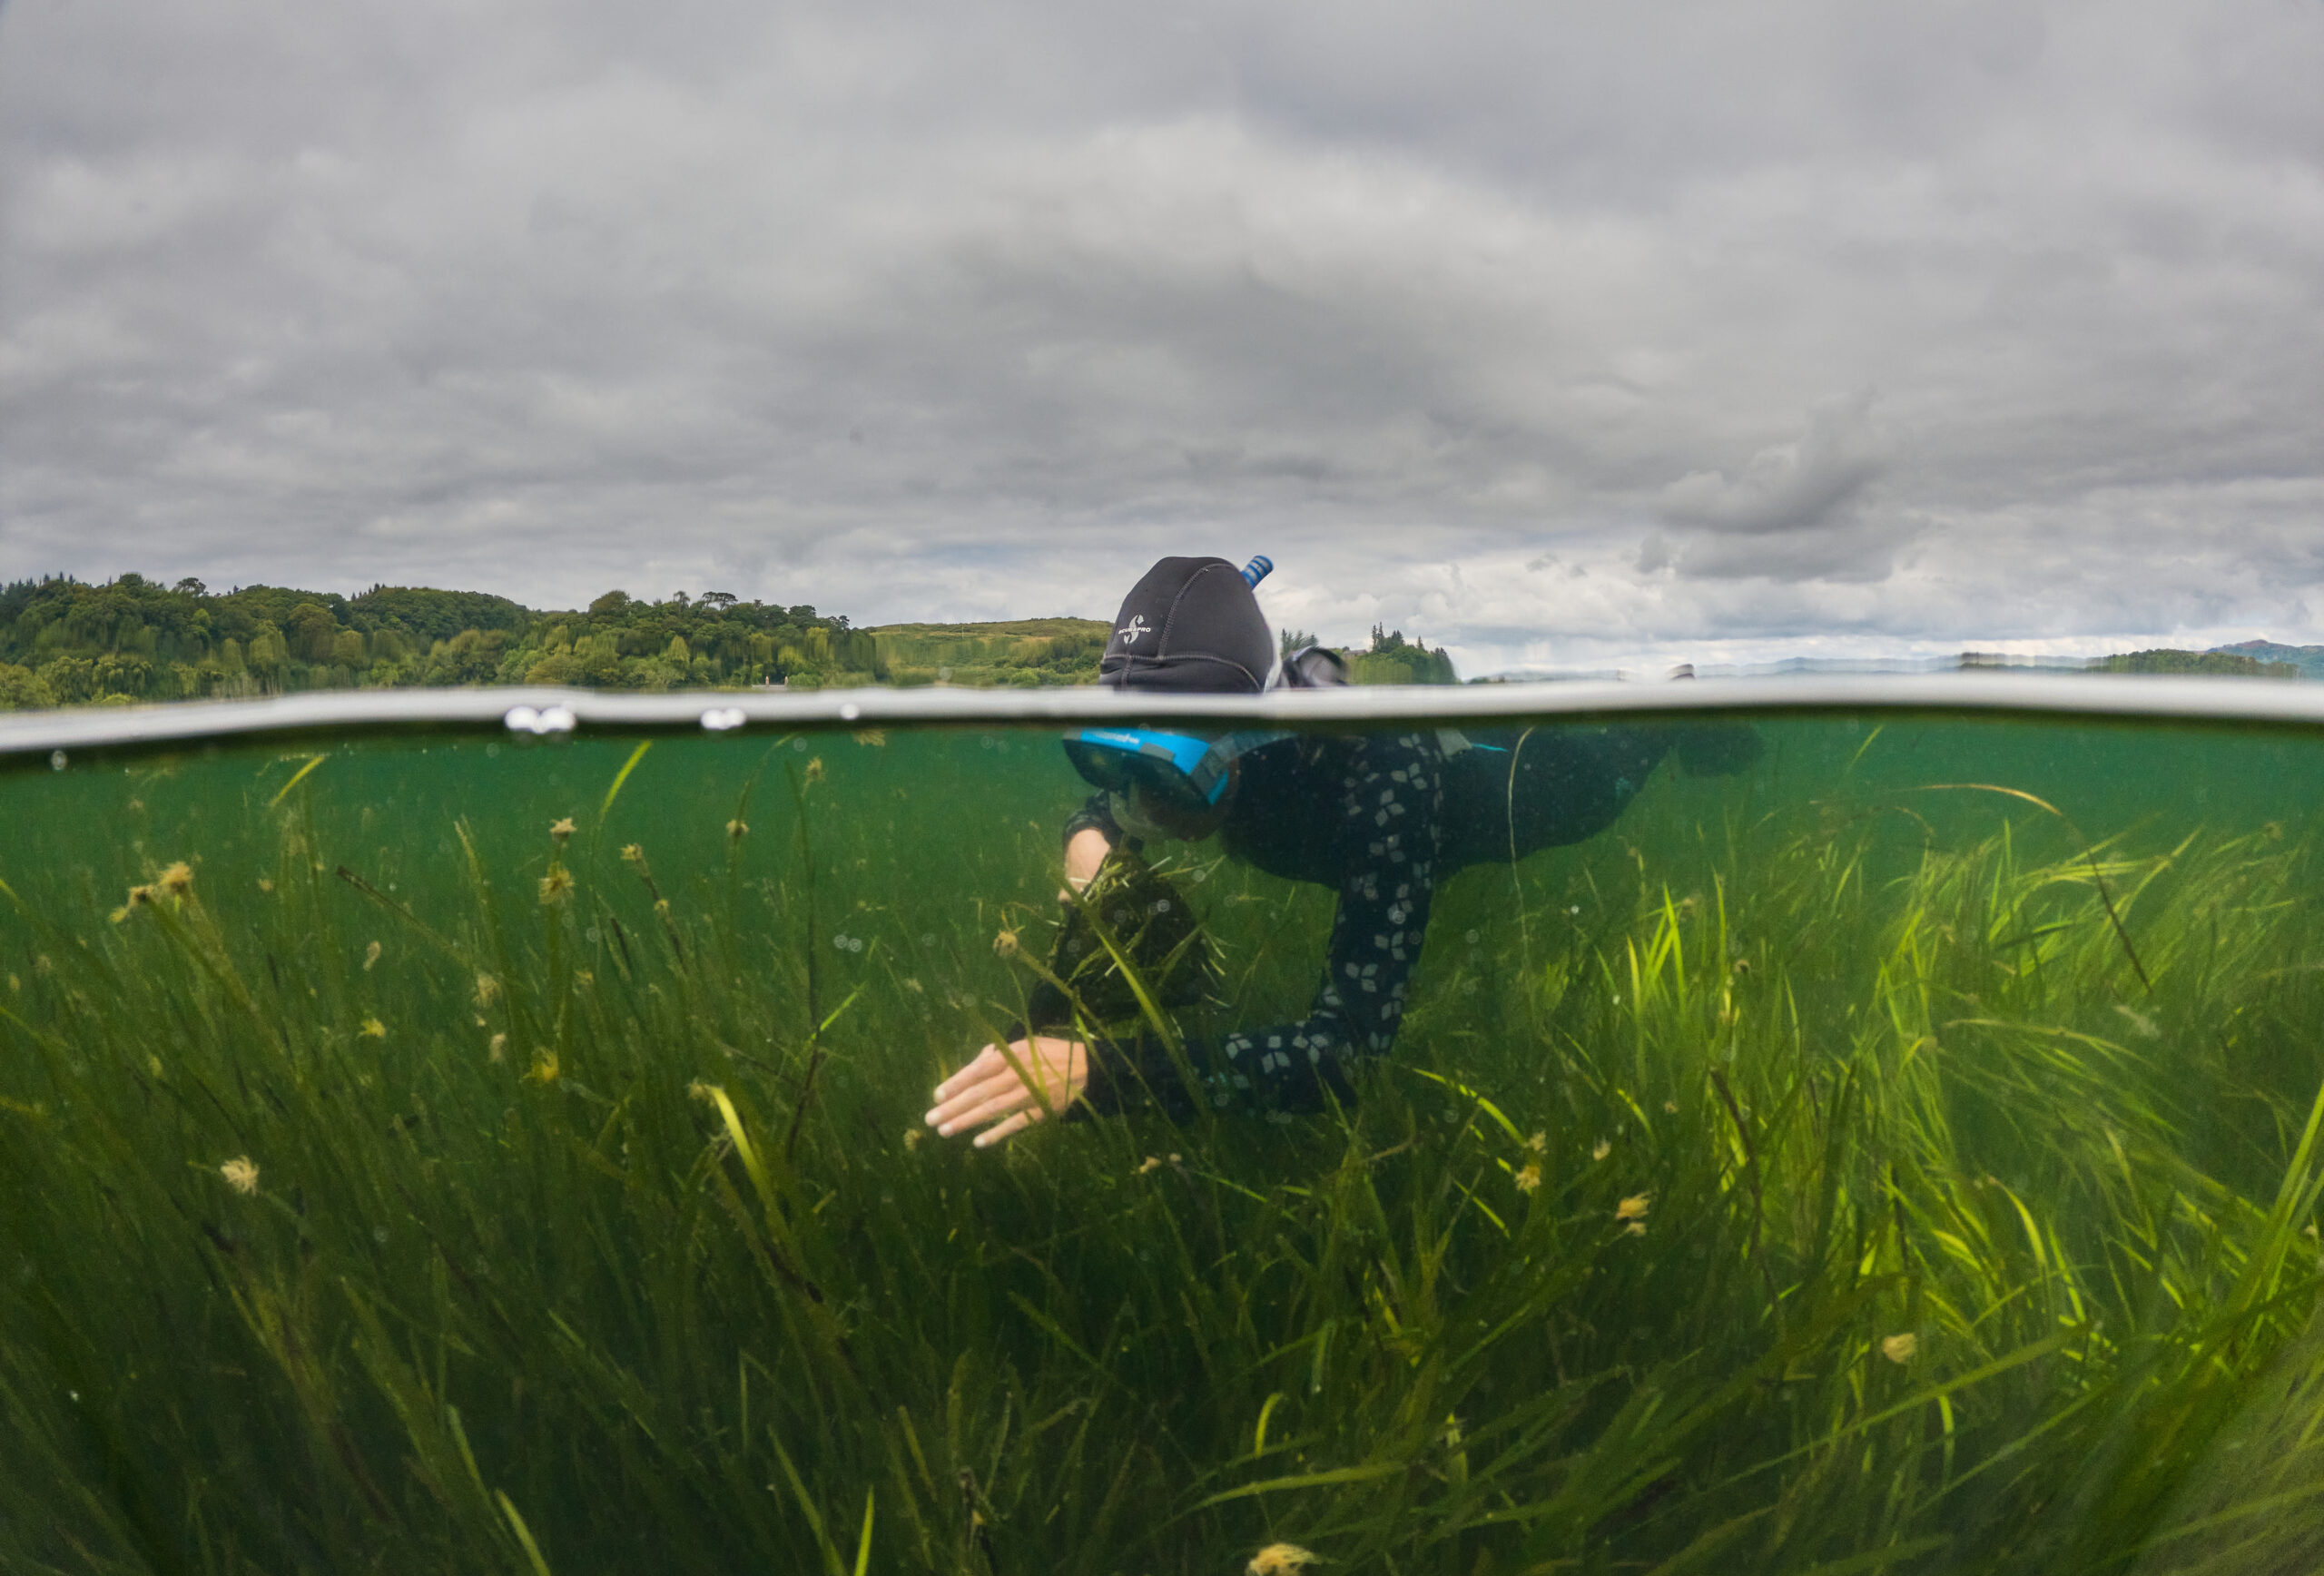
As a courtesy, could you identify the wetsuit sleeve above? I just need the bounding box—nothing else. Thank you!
[1076,733,1444,1120]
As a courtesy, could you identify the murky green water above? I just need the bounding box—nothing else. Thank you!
[6,712,2324,1573]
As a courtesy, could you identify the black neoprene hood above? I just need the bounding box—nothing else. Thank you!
[1098,557,1275,694]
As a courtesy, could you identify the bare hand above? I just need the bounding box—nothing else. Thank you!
[1059,827,1112,902]
[926,1036,1088,1147]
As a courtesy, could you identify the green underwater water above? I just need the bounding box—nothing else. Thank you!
[5,712,2324,1573]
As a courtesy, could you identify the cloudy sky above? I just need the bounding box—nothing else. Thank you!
[4,0,2321,674]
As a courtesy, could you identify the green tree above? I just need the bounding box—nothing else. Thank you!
[38,655,96,703]
[0,663,55,710]
[0,572,872,706]
[285,603,340,665]
[247,625,290,677]
[1351,625,1458,685]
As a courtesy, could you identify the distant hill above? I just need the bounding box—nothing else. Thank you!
[862,618,1108,687]
[862,616,1463,688]
[2210,640,2324,678]
[2093,648,2299,678]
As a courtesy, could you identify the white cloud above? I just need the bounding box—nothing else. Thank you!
[1,0,2321,668]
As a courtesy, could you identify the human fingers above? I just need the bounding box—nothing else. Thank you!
[928,1052,1054,1131]
[930,1079,1040,1138]
[931,1045,1004,1106]
[971,1108,1042,1148]
[925,1072,1012,1133]
[955,1038,1056,1104]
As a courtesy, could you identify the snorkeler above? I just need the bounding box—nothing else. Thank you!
[925,556,1759,1147]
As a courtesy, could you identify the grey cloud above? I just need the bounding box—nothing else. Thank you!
[1671,519,1914,586]
[1659,395,1886,537]
[3,0,2323,665]
[1640,395,1912,586]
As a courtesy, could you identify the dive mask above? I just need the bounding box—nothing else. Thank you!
[1060,726,1291,820]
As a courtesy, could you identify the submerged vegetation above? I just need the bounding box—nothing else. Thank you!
[5,717,2324,1573]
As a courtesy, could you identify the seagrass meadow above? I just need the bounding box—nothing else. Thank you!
[8,710,2324,1574]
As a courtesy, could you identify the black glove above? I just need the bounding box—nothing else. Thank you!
[1023,849,1216,1032]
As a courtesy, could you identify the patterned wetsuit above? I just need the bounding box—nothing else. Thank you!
[1065,724,1685,1119]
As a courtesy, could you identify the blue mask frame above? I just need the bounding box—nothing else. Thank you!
[1060,726,1291,813]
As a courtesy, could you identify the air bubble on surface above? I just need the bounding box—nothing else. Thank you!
[504,705,576,736]
[700,706,746,732]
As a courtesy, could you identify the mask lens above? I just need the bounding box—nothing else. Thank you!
[1122,763,1209,819]
[1062,736,1137,793]
[1061,734,1216,817]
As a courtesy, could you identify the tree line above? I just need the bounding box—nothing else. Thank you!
[1279,624,1461,685]
[2090,648,2299,677]
[0,576,876,710]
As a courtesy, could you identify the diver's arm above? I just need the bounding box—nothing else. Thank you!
[1063,828,1110,895]
[1063,792,1126,849]
[1076,733,1446,1119]
[925,801,1117,1142]
[1060,793,1124,901]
